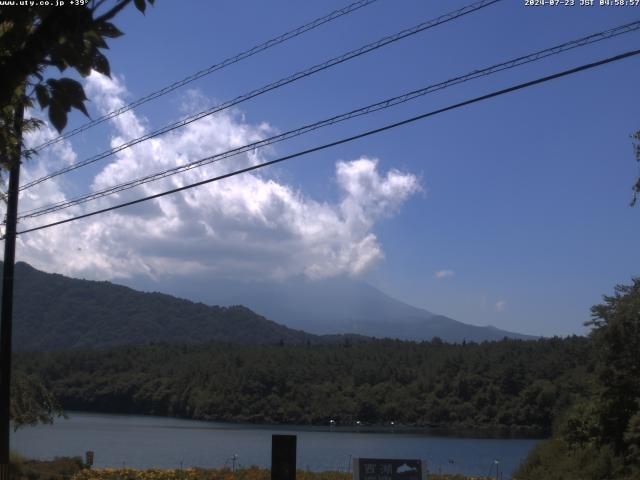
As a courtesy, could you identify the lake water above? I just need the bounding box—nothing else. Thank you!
[12,412,540,479]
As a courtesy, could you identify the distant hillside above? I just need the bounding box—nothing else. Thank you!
[136,274,536,342]
[3,262,534,349]
[5,262,320,351]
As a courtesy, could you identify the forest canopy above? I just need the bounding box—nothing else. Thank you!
[16,336,592,433]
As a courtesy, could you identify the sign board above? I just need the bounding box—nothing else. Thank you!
[271,434,296,480]
[353,458,425,480]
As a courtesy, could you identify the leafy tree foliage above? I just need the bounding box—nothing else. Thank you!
[587,278,640,452]
[0,0,155,173]
[9,371,62,430]
[515,437,620,480]
[516,278,640,479]
[0,0,154,430]
[17,336,592,433]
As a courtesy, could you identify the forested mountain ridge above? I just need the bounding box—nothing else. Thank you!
[5,261,532,350]
[5,262,321,350]
[17,336,592,431]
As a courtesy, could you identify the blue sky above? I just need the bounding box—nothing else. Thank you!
[12,0,640,337]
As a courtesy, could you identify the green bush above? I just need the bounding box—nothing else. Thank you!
[10,456,85,480]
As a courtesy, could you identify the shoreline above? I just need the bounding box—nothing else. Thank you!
[58,410,549,440]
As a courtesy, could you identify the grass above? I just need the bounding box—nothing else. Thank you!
[71,467,492,480]
[9,457,492,480]
[9,455,85,480]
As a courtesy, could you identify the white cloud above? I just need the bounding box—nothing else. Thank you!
[11,72,421,283]
[434,269,454,279]
[495,300,506,312]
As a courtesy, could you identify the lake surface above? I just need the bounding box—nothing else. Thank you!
[12,412,540,479]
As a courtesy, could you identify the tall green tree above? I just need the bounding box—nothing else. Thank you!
[0,0,156,429]
[0,0,155,172]
[587,278,640,453]
[516,279,640,479]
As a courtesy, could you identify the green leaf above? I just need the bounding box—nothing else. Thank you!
[57,78,87,101]
[47,54,68,72]
[47,78,89,119]
[134,0,146,13]
[47,78,85,104]
[49,102,67,133]
[84,29,109,49]
[70,97,90,118]
[74,56,93,76]
[23,118,44,134]
[92,51,111,77]
[98,22,124,39]
[34,84,50,109]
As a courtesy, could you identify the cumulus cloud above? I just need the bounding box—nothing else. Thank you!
[12,72,421,282]
[495,300,507,312]
[434,269,454,279]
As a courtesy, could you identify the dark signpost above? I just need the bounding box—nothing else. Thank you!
[353,458,424,480]
[271,434,296,480]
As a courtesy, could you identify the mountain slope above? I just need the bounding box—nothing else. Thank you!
[4,262,534,348]
[5,262,318,351]
[131,274,535,342]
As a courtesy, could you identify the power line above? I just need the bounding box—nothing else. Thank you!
[26,0,381,154]
[22,0,498,189]
[20,0,501,191]
[14,48,640,237]
[17,19,640,221]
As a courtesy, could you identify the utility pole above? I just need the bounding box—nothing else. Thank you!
[0,102,24,480]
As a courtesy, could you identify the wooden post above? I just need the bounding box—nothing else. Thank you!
[0,103,23,480]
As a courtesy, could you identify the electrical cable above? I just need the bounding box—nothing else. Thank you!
[13,48,640,237]
[26,0,381,154]
[17,19,640,220]
[20,0,501,191]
